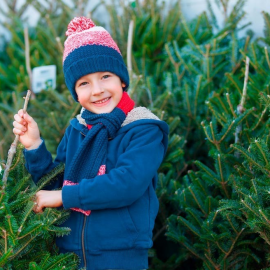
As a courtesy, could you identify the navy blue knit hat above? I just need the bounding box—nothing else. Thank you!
[63,17,129,102]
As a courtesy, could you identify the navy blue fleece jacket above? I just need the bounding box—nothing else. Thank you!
[23,107,169,270]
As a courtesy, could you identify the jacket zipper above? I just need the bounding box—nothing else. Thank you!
[82,215,87,268]
[80,127,111,268]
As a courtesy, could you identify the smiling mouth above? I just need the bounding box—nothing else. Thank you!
[93,97,111,104]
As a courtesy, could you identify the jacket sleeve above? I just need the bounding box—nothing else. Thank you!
[23,125,70,190]
[62,124,165,210]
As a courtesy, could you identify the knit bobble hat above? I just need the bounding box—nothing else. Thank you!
[63,17,129,102]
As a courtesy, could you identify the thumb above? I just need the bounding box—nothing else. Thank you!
[23,112,36,126]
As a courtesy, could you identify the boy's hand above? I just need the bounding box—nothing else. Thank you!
[33,190,63,213]
[13,109,42,150]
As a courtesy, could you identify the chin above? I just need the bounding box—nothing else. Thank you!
[94,107,114,114]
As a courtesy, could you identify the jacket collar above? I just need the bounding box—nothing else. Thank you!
[69,106,169,161]
[70,106,162,136]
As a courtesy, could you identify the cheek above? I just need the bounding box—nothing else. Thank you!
[77,91,88,101]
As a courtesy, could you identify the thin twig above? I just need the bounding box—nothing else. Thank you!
[127,20,134,74]
[235,57,250,156]
[240,57,250,109]
[24,28,33,92]
[2,90,32,186]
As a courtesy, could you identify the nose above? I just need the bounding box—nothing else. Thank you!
[92,81,104,95]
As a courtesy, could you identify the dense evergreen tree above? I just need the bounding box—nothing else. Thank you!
[2,0,270,269]
[0,144,78,269]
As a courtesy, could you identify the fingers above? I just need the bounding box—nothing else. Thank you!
[13,115,26,135]
[15,110,35,126]
[33,201,43,213]
[32,191,63,214]
[22,112,34,125]
[33,192,44,213]
[13,110,37,136]
[13,120,27,135]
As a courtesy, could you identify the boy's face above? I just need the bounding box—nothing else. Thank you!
[75,72,125,114]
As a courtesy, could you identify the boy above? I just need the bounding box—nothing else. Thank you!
[13,17,169,270]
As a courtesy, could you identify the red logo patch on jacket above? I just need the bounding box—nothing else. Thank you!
[63,165,106,216]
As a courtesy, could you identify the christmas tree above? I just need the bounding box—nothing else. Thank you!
[165,1,270,268]
[0,143,79,269]
[3,0,270,269]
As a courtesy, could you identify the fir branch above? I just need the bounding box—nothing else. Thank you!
[8,145,22,172]
[8,175,31,200]
[222,228,245,262]
[213,93,229,114]
[218,120,235,143]
[50,112,61,133]
[194,160,221,185]
[226,214,238,234]
[185,84,192,116]
[240,199,260,218]
[232,145,270,175]
[225,73,242,95]
[226,93,237,118]
[218,154,229,198]
[194,75,203,118]
[206,101,227,125]
[258,209,270,226]
[204,253,220,270]
[6,215,14,240]
[264,46,270,69]
[188,186,207,215]
[254,140,268,165]
[239,49,268,76]
[11,233,39,260]
[172,41,190,72]
[3,229,7,253]
[0,247,13,267]
[36,163,65,191]
[17,201,36,237]
[193,176,208,196]
[252,108,267,131]
[181,241,205,261]
[186,208,203,227]
[45,253,78,270]
[210,121,221,151]
[180,13,204,55]
[258,230,270,245]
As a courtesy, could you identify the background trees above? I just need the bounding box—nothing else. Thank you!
[1,0,270,269]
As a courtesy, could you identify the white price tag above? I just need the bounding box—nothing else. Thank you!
[32,65,56,93]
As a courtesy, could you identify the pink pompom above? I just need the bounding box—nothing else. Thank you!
[66,17,96,36]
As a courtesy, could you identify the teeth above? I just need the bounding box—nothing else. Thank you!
[94,97,110,104]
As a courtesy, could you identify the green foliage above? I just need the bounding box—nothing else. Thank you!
[164,4,270,269]
[0,144,79,269]
[2,0,270,269]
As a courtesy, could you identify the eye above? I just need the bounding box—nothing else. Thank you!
[79,81,88,87]
[102,74,110,79]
